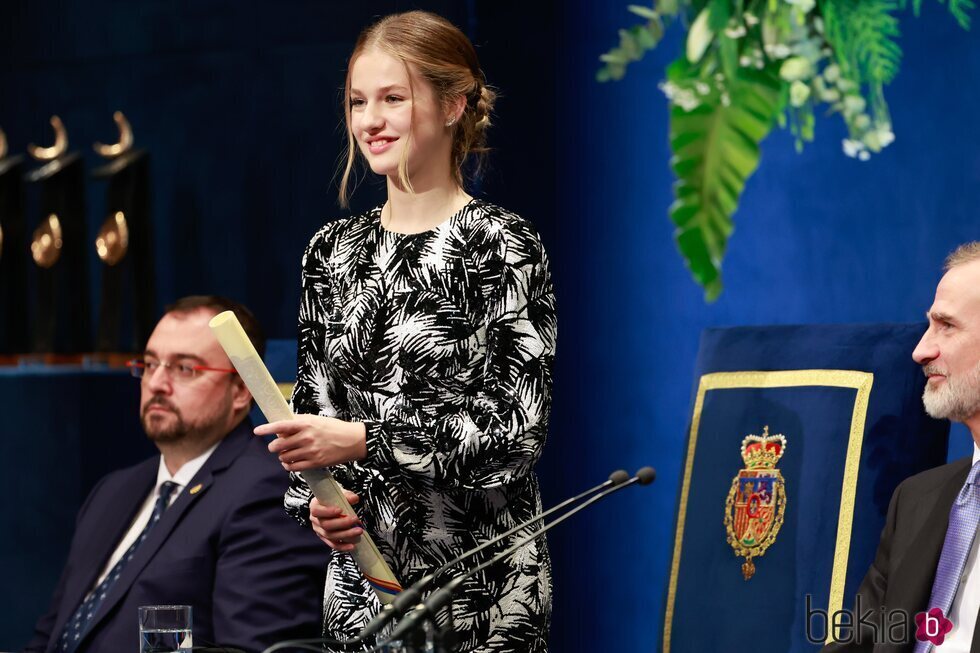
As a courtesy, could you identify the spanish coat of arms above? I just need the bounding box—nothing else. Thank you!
[724,426,787,580]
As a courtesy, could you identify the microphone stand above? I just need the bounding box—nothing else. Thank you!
[353,469,631,644]
[378,467,656,652]
[260,469,632,653]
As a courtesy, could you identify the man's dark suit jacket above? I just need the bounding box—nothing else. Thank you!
[824,456,977,653]
[25,419,328,653]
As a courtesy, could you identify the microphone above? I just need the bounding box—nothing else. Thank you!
[260,469,634,653]
[352,468,632,642]
[382,467,656,645]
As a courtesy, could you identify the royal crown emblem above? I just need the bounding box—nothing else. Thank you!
[724,426,788,580]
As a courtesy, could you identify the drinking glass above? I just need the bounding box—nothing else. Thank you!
[138,605,192,653]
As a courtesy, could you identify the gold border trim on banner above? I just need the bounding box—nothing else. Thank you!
[662,369,874,652]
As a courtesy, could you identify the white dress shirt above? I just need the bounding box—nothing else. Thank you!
[940,443,980,652]
[88,444,219,594]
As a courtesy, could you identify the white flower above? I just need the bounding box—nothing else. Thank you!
[842,139,864,158]
[780,56,812,81]
[853,114,871,130]
[858,150,871,161]
[744,12,760,26]
[695,81,711,95]
[739,55,753,67]
[725,23,747,38]
[659,81,701,112]
[823,64,840,83]
[790,80,811,107]
[863,131,881,151]
[843,95,866,116]
[687,9,714,63]
[877,126,896,148]
[765,43,792,59]
[658,80,678,102]
[676,94,701,111]
[821,88,840,102]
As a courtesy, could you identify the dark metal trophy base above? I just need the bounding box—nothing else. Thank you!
[92,148,154,353]
[0,154,28,355]
[26,152,91,354]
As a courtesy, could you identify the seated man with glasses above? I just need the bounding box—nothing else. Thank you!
[26,296,327,653]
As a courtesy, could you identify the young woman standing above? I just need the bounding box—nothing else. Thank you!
[255,11,556,650]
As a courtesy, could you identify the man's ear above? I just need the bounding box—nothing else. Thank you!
[230,377,252,413]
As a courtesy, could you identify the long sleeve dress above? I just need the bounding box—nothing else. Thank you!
[284,198,556,652]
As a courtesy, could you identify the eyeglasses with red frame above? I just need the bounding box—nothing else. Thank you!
[126,358,237,382]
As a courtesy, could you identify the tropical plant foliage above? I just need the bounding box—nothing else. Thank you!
[599,0,973,300]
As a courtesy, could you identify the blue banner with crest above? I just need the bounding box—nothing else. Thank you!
[663,324,949,653]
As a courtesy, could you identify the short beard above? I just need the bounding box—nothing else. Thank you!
[141,392,231,444]
[922,361,980,422]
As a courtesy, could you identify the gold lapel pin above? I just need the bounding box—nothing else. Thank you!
[189,483,203,495]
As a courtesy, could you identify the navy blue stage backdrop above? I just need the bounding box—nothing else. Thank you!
[546,2,980,652]
[0,1,558,648]
[3,0,980,651]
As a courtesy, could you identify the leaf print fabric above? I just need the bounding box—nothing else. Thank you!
[284,199,556,652]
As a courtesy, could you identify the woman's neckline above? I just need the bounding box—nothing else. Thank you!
[376,197,479,237]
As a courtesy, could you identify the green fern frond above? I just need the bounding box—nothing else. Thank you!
[597,1,685,82]
[822,0,902,85]
[896,0,924,15]
[667,62,783,300]
[897,0,972,28]
[948,0,975,29]
[594,0,973,302]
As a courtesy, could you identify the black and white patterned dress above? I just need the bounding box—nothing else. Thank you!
[285,198,556,652]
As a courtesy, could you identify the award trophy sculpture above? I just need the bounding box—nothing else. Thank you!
[92,111,155,356]
[26,115,91,357]
[0,127,29,358]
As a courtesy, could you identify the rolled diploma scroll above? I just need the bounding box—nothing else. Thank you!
[208,310,402,604]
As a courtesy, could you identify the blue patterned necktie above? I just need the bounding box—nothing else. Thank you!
[913,461,980,653]
[56,481,178,653]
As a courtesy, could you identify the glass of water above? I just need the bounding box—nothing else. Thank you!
[138,605,192,653]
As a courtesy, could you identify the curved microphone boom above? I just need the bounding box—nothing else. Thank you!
[260,469,633,653]
[380,467,656,646]
[352,468,631,642]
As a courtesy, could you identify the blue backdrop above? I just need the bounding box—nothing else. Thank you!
[0,0,555,341]
[548,1,979,651]
[2,1,978,651]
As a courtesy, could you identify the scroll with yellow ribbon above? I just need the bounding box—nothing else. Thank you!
[209,310,402,604]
